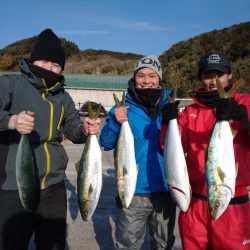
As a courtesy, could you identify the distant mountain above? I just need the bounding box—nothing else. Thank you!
[159,21,250,96]
[0,37,143,75]
[64,49,143,75]
[1,21,249,95]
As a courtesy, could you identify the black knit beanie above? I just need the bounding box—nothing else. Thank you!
[30,28,65,69]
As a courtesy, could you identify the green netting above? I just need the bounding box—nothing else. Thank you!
[0,72,130,90]
[65,74,129,89]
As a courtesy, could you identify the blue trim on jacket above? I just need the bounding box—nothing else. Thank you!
[99,89,171,194]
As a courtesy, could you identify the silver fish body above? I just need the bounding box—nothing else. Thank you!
[164,119,191,212]
[114,121,138,208]
[206,121,237,220]
[16,134,38,211]
[76,135,102,221]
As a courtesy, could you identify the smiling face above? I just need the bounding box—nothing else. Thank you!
[134,68,160,89]
[200,70,232,91]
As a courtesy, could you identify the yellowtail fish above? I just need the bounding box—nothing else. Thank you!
[113,92,138,208]
[16,134,38,211]
[76,102,102,221]
[164,94,191,212]
[205,78,239,220]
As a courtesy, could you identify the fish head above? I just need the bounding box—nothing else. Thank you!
[209,185,232,220]
[79,204,89,221]
[119,191,130,208]
[209,198,221,220]
[170,186,191,212]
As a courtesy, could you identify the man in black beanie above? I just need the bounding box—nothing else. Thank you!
[0,28,101,250]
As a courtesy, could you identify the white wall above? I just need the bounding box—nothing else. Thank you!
[65,88,125,111]
[65,88,193,111]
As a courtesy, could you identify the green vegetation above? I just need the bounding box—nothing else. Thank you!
[160,21,250,96]
[0,21,249,96]
[65,50,143,75]
[0,36,143,75]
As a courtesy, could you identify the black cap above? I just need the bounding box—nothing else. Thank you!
[198,50,231,77]
[30,28,65,69]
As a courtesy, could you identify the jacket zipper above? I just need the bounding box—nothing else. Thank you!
[40,84,55,189]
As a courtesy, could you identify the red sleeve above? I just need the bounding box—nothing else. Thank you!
[233,93,250,135]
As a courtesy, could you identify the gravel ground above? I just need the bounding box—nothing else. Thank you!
[28,115,250,250]
[29,140,250,250]
[63,142,183,250]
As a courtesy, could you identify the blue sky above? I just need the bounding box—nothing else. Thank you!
[1,0,249,56]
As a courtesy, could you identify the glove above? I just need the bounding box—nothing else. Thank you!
[216,98,250,128]
[161,100,180,124]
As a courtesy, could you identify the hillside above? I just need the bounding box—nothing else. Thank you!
[0,37,143,75]
[0,21,249,95]
[160,21,250,96]
[65,49,143,75]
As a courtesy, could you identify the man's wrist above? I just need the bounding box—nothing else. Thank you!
[8,115,17,130]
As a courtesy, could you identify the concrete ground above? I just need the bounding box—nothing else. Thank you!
[63,142,183,250]
[28,116,250,250]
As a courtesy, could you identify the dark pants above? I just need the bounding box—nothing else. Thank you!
[0,181,67,250]
[115,192,176,250]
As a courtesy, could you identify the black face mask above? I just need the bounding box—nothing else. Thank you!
[135,88,162,109]
[29,64,63,89]
[195,85,232,108]
[195,91,219,108]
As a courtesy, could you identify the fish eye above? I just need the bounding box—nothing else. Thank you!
[215,201,220,210]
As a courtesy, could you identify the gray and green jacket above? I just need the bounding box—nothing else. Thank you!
[0,59,86,190]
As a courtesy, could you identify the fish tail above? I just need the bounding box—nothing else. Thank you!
[216,77,241,98]
[113,92,126,107]
[87,102,94,119]
[113,93,121,107]
[121,91,126,106]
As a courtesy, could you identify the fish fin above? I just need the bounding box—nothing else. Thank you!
[217,166,226,180]
[123,166,127,175]
[89,184,93,194]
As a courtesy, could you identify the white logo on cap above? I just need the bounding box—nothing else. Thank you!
[207,54,221,64]
[138,58,161,72]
